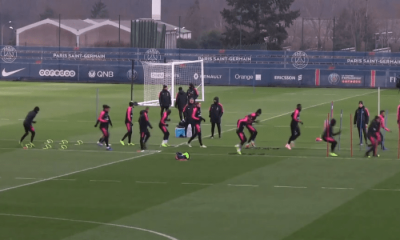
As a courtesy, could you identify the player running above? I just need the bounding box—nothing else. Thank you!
[379,110,390,150]
[187,102,206,148]
[365,116,381,158]
[354,101,369,145]
[235,115,249,155]
[95,105,112,151]
[120,101,135,146]
[175,87,187,121]
[20,106,40,146]
[322,118,341,157]
[245,109,262,148]
[187,83,199,101]
[159,109,171,147]
[286,104,303,150]
[209,96,224,139]
[159,85,171,118]
[139,108,152,151]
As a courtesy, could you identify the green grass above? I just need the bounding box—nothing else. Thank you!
[0,82,400,240]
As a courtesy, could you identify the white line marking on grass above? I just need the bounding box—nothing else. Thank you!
[50,179,76,181]
[228,184,259,187]
[90,180,121,183]
[371,188,400,192]
[0,152,157,193]
[0,213,179,240]
[136,181,167,184]
[15,177,38,180]
[176,90,379,147]
[274,185,308,189]
[321,187,354,190]
[181,183,214,186]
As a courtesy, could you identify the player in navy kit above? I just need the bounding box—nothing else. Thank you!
[286,104,303,150]
[139,107,152,151]
[159,109,171,147]
[20,106,40,146]
[245,109,262,148]
[95,105,112,151]
[120,101,135,146]
[235,115,249,155]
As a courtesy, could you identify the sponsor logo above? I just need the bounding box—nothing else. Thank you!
[390,76,397,83]
[39,69,76,77]
[298,75,303,81]
[2,68,25,77]
[1,46,17,63]
[151,72,165,79]
[194,73,222,80]
[53,53,106,60]
[341,75,362,84]
[127,70,138,80]
[235,74,253,81]
[291,51,309,69]
[144,48,162,62]
[88,70,114,78]
[274,75,296,80]
[255,74,262,81]
[328,73,340,85]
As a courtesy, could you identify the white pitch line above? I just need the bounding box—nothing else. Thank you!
[228,184,259,187]
[15,177,38,180]
[0,213,179,240]
[321,187,354,190]
[0,152,157,193]
[274,185,308,189]
[370,188,400,192]
[136,181,167,184]
[90,180,121,183]
[50,179,76,181]
[181,183,214,186]
[175,90,379,147]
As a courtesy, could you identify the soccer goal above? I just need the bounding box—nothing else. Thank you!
[140,60,205,106]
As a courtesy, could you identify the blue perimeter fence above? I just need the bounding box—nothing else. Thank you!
[0,46,400,88]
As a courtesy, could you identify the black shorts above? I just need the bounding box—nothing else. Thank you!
[211,118,221,124]
[24,124,34,132]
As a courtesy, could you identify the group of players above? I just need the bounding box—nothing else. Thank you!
[17,87,393,157]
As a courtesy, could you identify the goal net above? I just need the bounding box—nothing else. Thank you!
[140,60,204,106]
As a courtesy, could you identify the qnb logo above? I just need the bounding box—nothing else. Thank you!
[235,74,254,80]
[89,70,114,78]
[39,69,76,77]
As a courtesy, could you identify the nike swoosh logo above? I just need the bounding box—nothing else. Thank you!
[2,68,25,77]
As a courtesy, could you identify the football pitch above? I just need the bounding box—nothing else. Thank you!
[1,82,400,240]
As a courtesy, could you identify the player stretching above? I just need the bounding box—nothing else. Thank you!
[245,109,262,148]
[322,119,341,157]
[120,101,135,146]
[160,109,171,147]
[159,85,171,118]
[354,101,369,145]
[209,96,224,138]
[235,115,249,155]
[175,87,187,121]
[286,104,303,150]
[379,110,390,150]
[365,116,381,158]
[139,108,152,151]
[20,106,40,146]
[187,102,206,148]
[95,105,112,151]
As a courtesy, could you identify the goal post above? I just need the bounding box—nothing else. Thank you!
[140,60,205,106]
